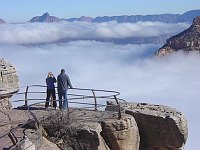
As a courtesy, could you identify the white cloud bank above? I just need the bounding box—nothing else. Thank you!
[0,21,189,44]
[0,21,197,149]
[0,41,199,150]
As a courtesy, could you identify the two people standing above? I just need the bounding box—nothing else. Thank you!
[45,69,73,110]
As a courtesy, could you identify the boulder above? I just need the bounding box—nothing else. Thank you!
[101,115,140,150]
[19,136,36,150]
[106,102,188,150]
[39,137,60,150]
[40,109,140,150]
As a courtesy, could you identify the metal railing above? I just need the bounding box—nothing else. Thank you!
[1,85,124,149]
[13,85,123,116]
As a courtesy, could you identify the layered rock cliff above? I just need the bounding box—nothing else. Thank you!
[29,12,60,23]
[156,16,200,56]
[0,59,19,109]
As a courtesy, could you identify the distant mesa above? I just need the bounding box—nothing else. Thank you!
[63,9,200,24]
[66,16,93,22]
[177,9,200,23]
[155,16,200,56]
[28,10,200,24]
[0,18,6,24]
[29,12,60,23]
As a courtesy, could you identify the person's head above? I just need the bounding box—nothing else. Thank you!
[47,72,53,78]
[61,69,65,74]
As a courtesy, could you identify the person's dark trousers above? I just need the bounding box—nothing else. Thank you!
[45,89,57,108]
[58,90,68,110]
[58,91,62,109]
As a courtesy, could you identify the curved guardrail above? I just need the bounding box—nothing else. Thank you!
[1,85,124,149]
[13,85,122,111]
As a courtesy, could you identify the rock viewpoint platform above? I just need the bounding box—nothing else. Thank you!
[0,101,188,150]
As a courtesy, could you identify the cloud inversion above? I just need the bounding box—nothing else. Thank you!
[0,21,189,44]
[0,22,198,150]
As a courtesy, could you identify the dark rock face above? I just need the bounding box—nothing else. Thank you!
[0,18,5,24]
[29,12,60,23]
[156,16,200,56]
[193,16,200,26]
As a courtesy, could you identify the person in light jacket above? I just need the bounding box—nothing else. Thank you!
[57,69,73,110]
[45,72,57,109]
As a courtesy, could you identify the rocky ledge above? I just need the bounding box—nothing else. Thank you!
[0,108,140,150]
[106,101,188,150]
[0,101,188,150]
[155,16,200,56]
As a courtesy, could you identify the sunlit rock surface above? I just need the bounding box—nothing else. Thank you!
[0,58,19,109]
[40,109,140,150]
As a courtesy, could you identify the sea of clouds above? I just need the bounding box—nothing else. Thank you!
[0,21,199,149]
[0,21,189,44]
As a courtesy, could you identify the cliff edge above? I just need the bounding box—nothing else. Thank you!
[156,16,200,56]
[0,59,19,109]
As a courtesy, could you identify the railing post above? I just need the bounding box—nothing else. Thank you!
[25,86,29,107]
[92,90,97,111]
[114,95,121,119]
[8,132,17,148]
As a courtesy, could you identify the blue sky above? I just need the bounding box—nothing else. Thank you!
[0,0,200,22]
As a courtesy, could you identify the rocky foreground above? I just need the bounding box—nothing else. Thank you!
[0,101,188,150]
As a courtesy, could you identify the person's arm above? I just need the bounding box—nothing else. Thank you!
[67,76,73,88]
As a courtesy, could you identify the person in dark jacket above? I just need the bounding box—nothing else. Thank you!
[57,69,73,110]
[45,72,57,109]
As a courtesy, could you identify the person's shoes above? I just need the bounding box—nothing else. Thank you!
[54,107,56,110]
[45,107,48,110]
